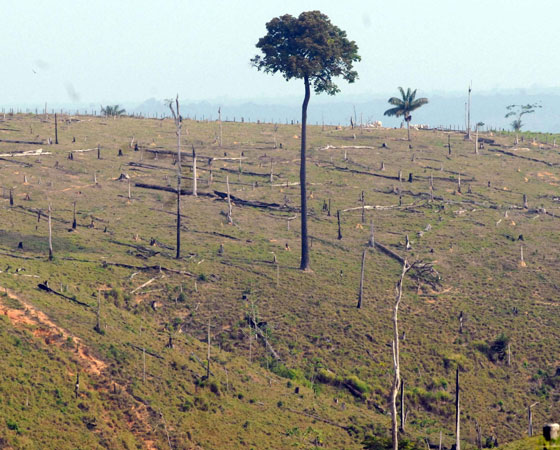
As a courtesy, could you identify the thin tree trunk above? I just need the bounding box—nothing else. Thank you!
[407,121,410,141]
[72,201,77,229]
[94,290,101,333]
[48,203,53,261]
[170,96,182,260]
[391,261,409,450]
[357,249,366,309]
[226,176,233,224]
[206,319,211,379]
[337,210,342,240]
[218,107,222,147]
[455,367,461,450]
[192,145,197,197]
[368,219,375,247]
[54,113,58,144]
[400,377,405,432]
[299,76,311,270]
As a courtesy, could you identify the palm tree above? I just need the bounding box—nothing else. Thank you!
[100,105,126,117]
[384,87,428,141]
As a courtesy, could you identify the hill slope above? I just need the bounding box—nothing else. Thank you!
[0,114,559,448]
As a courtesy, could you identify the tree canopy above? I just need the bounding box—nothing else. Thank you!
[101,105,126,117]
[251,10,360,95]
[252,10,360,271]
[505,103,541,132]
[384,87,428,122]
[384,87,428,141]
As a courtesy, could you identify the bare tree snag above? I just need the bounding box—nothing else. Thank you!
[192,144,197,197]
[128,178,131,200]
[75,372,79,398]
[523,193,528,209]
[474,419,482,449]
[391,260,410,450]
[97,144,100,160]
[466,82,472,140]
[48,203,53,261]
[9,189,14,206]
[218,107,222,147]
[142,347,146,383]
[361,191,365,223]
[368,219,375,248]
[337,210,342,240]
[400,377,405,432]
[94,290,102,333]
[519,244,526,267]
[528,402,539,437]
[206,318,211,379]
[72,201,77,230]
[357,249,366,308]
[474,125,479,155]
[226,176,233,224]
[455,367,461,450]
[168,95,182,259]
[269,158,274,183]
[54,113,58,144]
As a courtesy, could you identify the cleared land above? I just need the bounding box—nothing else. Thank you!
[0,113,559,449]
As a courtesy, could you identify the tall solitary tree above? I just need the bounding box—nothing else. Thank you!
[384,87,428,141]
[252,11,360,270]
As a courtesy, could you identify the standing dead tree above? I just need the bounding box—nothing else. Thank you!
[357,249,366,308]
[168,95,182,259]
[48,203,53,261]
[192,144,197,197]
[456,367,461,450]
[390,259,439,450]
[391,259,410,450]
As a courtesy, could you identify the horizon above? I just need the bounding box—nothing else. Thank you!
[2,1,559,105]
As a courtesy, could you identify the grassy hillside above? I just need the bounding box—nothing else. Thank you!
[1,113,559,449]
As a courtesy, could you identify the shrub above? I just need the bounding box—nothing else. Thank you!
[344,375,370,395]
[316,368,336,384]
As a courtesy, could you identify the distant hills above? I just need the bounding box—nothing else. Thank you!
[5,87,559,132]
[129,87,560,133]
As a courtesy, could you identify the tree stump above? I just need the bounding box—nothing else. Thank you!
[543,423,559,441]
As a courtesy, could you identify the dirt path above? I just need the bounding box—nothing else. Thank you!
[0,285,107,375]
[0,285,159,449]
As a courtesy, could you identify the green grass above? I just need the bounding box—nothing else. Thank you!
[1,113,560,448]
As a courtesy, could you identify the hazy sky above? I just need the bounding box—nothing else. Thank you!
[1,0,559,105]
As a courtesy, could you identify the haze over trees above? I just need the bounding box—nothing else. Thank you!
[251,10,360,270]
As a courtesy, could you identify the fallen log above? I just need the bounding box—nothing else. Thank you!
[101,261,194,276]
[247,316,281,361]
[134,182,214,198]
[37,283,91,307]
[0,138,44,145]
[220,167,270,178]
[128,343,164,360]
[0,157,32,167]
[487,147,559,167]
[213,190,298,212]
[374,242,405,264]
[329,164,398,180]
